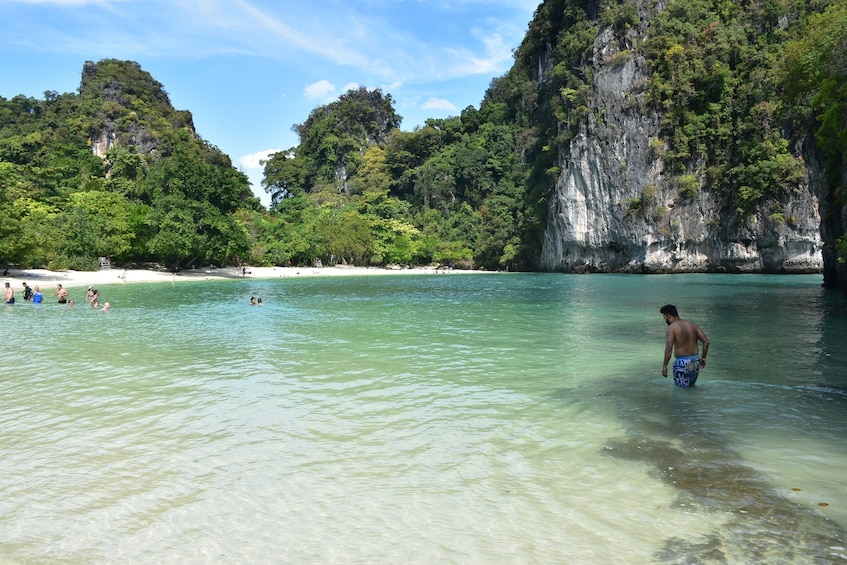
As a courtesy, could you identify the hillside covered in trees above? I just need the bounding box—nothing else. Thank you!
[1,0,846,289]
[0,60,259,271]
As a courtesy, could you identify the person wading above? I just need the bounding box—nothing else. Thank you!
[660,304,710,387]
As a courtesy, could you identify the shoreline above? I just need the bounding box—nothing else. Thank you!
[4,265,488,291]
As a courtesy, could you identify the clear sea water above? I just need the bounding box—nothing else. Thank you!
[1,273,846,564]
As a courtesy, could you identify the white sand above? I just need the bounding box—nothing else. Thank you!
[5,264,478,291]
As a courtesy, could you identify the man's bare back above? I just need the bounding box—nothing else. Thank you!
[666,319,705,357]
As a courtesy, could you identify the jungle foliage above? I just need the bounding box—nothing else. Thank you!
[258,88,532,269]
[0,60,259,271]
[2,0,846,271]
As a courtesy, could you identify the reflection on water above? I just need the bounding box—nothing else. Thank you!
[0,274,845,563]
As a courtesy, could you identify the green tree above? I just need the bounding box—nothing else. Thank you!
[60,190,134,260]
[0,162,29,265]
[146,195,205,269]
[782,3,847,169]
[294,87,401,193]
[143,146,253,269]
[317,207,373,264]
[262,149,305,208]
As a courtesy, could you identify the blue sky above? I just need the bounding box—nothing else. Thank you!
[0,0,540,206]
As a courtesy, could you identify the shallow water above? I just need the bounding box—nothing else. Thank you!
[1,273,846,563]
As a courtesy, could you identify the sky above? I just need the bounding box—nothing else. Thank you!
[0,0,540,207]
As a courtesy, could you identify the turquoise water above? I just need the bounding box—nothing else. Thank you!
[1,273,846,563]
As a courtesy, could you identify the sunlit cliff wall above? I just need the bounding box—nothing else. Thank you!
[538,6,825,275]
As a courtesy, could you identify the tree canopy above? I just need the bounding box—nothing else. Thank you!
[0,59,259,271]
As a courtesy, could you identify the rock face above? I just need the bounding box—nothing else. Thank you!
[539,21,823,274]
[89,122,161,159]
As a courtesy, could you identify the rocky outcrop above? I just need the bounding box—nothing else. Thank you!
[89,122,161,159]
[540,12,823,274]
[80,60,195,160]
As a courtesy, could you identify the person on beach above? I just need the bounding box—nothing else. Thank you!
[54,284,68,304]
[660,304,710,387]
[22,283,33,301]
[3,282,14,304]
[86,287,99,303]
[32,285,43,304]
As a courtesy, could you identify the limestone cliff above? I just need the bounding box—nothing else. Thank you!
[538,5,824,274]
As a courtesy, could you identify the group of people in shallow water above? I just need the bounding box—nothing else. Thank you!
[3,281,110,311]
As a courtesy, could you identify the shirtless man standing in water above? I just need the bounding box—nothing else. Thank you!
[660,304,710,387]
[54,284,68,304]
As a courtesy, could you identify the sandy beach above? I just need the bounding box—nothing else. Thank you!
[5,264,477,292]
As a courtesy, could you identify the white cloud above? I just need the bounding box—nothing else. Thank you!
[440,27,513,77]
[237,148,282,170]
[422,97,457,111]
[180,2,524,84]
[303,79,336,100]
[4,1,533,86]
[341,82,360,92]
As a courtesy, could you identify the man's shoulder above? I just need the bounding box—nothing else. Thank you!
[669,319,696,333]
[682,319,702,331]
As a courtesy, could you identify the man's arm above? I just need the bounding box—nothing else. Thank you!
[662,326,674,377]
[697,326,710,367]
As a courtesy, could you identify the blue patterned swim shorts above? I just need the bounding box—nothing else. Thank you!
[672,355,701,387]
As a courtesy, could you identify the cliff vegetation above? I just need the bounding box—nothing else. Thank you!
[0,60,258,271]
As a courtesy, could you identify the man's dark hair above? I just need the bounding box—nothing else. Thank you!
[660,304,678,316]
